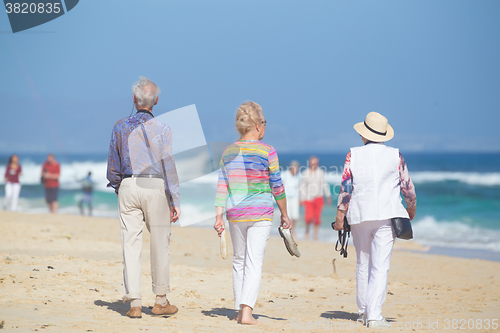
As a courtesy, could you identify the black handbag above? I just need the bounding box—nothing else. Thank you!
[391,217,413,240]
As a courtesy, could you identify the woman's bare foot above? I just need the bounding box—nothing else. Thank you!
[239,305,262,325]
[240,316,262,325]
[233,310,242,322]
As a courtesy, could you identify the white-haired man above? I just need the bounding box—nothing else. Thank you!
[107,77,181,318]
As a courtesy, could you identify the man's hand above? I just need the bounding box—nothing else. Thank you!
[407,206,416,221]
[280,215,292,229]
[327,197,333,206]
[214,218,225,236]
[171,206,181,223]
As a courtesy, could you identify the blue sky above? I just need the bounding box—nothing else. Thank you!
[1,0,499,154]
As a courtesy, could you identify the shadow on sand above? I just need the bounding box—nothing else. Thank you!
[94,299,151,317]
[202,307,287,322]
[321,310,359,321]
[321,311,396,323]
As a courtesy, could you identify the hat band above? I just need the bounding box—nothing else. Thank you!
[364,121,387,136]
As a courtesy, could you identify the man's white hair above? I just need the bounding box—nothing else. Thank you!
[132,76,161,109]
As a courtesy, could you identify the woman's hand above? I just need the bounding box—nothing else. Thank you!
[280,214,292,229]
[214,218,225,236]
[333,209,346,231]
[407,206,416,221]
[333,219,344,231]
[275,198,291,229]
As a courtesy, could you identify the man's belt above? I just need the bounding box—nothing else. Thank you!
[122,174,163,179]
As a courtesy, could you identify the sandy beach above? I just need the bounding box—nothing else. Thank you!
[0,211,499,332]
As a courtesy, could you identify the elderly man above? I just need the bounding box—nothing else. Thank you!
[107,77,181,319]
[299,156,332,240]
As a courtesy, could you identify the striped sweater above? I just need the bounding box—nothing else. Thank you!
[215,140,286,222]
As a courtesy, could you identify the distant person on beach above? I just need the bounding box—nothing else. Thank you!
[333,112,417,328]
[3,154,22,211]
[78,171,93,216]
[281,160,300,237]
[299,156,332,240]
[106,77,181,319]
[41,153,60,214]
[214,101,291,325]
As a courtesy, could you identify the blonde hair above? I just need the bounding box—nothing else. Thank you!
[235,101,264,136]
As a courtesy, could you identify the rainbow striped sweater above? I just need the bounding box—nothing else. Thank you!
[215,140,286,222]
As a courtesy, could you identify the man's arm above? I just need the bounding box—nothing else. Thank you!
[161,126,181,222]
[106,126,122,194]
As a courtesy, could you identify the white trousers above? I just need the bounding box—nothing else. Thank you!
[351,219,395,321]
[228,220,272,310]
[118,177,171,302]
[4,182,21,211]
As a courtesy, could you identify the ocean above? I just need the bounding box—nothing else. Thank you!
[1,151,499,260]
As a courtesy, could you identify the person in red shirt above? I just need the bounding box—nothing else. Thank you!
[41,153,60,214]
[3,154,22,211]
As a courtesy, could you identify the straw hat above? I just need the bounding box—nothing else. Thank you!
[354,112,394,142]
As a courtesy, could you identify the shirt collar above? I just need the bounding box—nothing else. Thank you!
[136,109,154,117]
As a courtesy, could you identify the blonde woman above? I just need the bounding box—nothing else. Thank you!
[214,101,291,325]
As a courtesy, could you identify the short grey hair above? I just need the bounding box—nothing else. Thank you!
[132,76,161,108]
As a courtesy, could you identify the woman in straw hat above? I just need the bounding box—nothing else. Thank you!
[214,101,292,325]
[333,112,417,328]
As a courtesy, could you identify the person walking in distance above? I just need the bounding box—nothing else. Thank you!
[41,153,60,214]
[300,156,332,240]
[3,154,22,211]
[281,160,301,237]
[79,171,93,216]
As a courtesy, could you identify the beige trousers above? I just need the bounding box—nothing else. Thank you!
[118,177,171,302]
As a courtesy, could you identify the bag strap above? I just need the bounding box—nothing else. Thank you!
[139,123,171,203]
[335,217,351,258]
